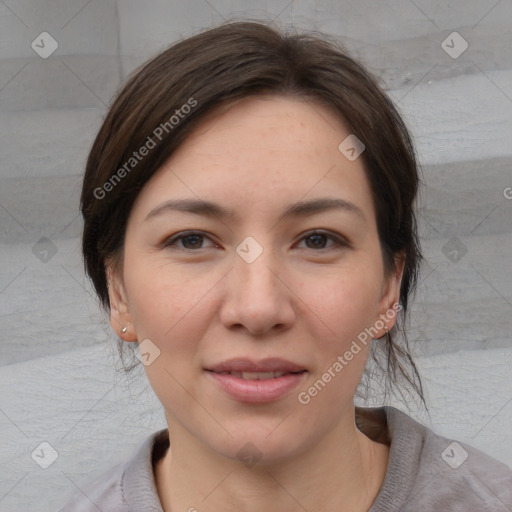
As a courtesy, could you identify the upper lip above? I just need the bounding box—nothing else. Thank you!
[206,358,307,373]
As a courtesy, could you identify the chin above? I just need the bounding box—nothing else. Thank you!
[206,423,314,467]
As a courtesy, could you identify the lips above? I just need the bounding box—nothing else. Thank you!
[205,358,308,402]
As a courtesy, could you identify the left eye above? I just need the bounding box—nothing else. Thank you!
[296,231,347,250]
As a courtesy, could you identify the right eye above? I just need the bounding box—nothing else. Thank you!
[161,231,218,251]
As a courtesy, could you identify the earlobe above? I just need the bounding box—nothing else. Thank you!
[106,266,138,342]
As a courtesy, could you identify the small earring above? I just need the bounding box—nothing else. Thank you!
[121,327,127,333]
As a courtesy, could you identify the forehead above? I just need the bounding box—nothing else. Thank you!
[130,95,376,224]
[178,95,348,156]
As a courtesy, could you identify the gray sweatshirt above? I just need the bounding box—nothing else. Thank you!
[57,406,512,511]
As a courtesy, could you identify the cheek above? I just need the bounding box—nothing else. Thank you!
[300,263,383,342]
[297,275,377,411]
[123,253,217,341]
[124,264,214,408]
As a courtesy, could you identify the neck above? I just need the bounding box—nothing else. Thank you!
[155,409,389,512]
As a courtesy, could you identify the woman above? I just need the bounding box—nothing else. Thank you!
[59,20,512,511]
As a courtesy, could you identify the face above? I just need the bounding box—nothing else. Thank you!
[108,95,403,464]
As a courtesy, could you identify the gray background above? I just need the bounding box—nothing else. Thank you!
[0,1,511,510]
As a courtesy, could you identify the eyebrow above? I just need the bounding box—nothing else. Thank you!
[144,197,365,223]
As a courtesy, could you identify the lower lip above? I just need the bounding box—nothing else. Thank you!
[206,371,308,403]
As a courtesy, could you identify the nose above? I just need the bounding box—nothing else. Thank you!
[219,247,296,337]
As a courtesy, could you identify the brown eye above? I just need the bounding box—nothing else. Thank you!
[304,233,329,249]
[297,231,349,250]
[162,231,216,250]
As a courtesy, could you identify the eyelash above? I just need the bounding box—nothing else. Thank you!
[161,230,350,252]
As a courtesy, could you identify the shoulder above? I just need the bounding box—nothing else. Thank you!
[57,429,169,512]
[415,425,512,511]
[366,406,512,512]
[57,461,127,512]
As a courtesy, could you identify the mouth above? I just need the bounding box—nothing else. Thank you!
[204,358,308,403]
[208,370,307,380]
[205,357,307,374]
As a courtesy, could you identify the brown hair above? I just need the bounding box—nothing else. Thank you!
[81,20,425,407]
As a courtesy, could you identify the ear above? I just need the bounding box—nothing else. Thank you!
[106,263,138,342]
[375,252,406,336]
